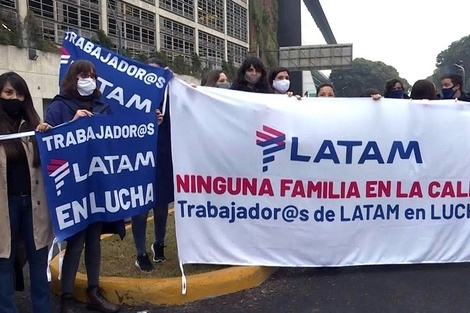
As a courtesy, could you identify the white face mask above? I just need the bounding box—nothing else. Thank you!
[273,79,290,94]
[77,78,96,96]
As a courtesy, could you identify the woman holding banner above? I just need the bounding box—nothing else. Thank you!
[0,71,54,312]
[45,60,122,313]
[231,56,272,93]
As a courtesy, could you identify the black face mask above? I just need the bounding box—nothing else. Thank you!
[0,98,24,117]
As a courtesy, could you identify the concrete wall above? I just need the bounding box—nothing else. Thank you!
[0,45,200,119]
[0,45,60,118]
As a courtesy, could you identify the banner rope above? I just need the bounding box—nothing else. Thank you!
[161,81,170,116]
[0,131,35,141]
[47,238,64,281]
[179,260,187,295]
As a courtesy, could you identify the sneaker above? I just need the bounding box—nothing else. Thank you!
[151,243,165,263]
[135,253,155,272]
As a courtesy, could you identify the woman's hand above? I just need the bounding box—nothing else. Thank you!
[156,109,163,126]
[72,109,93,121]
[36,123,52,132]
[287,92,302,100]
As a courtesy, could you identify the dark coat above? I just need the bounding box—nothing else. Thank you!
[230,82,272,94]
[459,93,470,102]
[45,94,125,239]
[156,97,174,206]
[45,94,111,126]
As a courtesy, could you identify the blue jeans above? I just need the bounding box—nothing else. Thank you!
[131,204,169,255]
[0,195,50,313]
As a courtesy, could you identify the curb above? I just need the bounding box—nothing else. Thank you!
[50,252,276,305]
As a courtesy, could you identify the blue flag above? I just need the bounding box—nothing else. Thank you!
[36,32,173,240]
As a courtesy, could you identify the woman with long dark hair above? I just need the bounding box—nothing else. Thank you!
[201,69,230,88]
[0,71,53,312]
[230,56,272,93]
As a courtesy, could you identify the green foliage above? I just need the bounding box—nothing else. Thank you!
[191,53,202,76]
[91,29,114,50]
[429,35,470,91]
[134,53,148,62]
[171,55,191,75]
[120,48,132,58]
[262,9,270,25]
[201,66,211,81]
[24,11,59,53]
[222,60,237,81]
[329,58,408,97]
[151,50,169,65]
[0,10,23,47]
[249,0,278,67]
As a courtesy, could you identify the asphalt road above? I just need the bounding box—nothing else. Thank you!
[17,263,470,313]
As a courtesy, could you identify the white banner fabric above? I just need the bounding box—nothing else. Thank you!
[170,78,470,267]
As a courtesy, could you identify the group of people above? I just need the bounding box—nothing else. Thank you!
[199,55,470,103]
[1,54,469,313]
[0,58,173,313]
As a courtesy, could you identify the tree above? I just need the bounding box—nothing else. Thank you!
[134,53,148,62]
[190,53,202,77]
[171,55,190,75]
[222,60,237,81]
[0,10,23,47]
[151,50,169,65]
[429,35,470,91]
[24,11,59,52]
[91,30,114,50]
[329,58,409,97]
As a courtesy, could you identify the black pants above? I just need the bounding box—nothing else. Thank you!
[61,222,102,294]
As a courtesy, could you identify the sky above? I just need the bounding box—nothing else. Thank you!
[300,0,470,85]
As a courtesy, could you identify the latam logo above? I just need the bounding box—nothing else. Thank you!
[47,159,70,196]
[256,127,424,172]
[256,126,286,172]
[60,47,71,65]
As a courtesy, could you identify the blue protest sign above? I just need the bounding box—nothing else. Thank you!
[36,32,173,240]
[60,32,173,114]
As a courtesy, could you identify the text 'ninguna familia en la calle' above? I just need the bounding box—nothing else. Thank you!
[176,175,470,199]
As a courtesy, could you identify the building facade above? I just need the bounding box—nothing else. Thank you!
[1,0,249,68]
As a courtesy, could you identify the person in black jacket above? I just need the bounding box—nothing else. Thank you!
[384,78,409,99]
[440,73,470,101]
[45,60,122,313]
[230,56,272,93]
[131,57,173,273]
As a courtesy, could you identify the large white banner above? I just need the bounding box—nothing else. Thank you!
[170,78,470,267]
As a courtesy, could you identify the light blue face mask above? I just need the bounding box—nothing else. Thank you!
[216,82,231,89]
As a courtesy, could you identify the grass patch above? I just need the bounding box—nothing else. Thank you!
[78,211,227,278]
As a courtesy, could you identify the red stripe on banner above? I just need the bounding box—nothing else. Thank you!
[50,159,67,165]
[263,125,284,137]
[47,165,61,172]
[256,131,275,141]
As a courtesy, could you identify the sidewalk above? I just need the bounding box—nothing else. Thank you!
[49,250,276,305]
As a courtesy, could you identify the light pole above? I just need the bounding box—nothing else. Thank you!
[454,61,465,90]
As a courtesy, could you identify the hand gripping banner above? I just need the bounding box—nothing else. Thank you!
[36,32,173,240]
